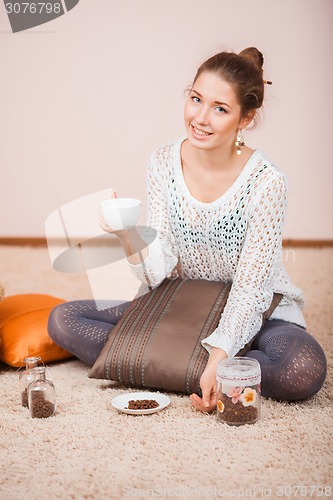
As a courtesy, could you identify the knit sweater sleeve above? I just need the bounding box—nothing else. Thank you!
[201,170,288,357]
[129,146,179,286]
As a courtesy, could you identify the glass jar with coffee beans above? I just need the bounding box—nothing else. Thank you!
[216,357,261,426]
[28,366,56,418]
[19,356,41,408]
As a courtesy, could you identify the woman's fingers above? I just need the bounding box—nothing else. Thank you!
[99,192,118,233]
[190,393,201,410]
[190,393,216,413]
[98,206,114,233]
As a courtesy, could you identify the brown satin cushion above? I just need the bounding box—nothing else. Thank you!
[0,294,73,367]
[89,279,231,394]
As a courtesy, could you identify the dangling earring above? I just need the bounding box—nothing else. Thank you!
[235,129,245,155]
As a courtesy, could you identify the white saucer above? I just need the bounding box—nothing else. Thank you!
[111,391,171,415]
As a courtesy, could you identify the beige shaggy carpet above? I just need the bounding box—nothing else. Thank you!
[0,246,332,499]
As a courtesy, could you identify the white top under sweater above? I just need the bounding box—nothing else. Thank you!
[130,137,306,357]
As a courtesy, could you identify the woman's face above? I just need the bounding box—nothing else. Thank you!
[184,71,249,152]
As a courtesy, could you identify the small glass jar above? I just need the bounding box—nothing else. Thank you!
[28,366,56,418]
[216,357,261,426]
[19,357,41,408]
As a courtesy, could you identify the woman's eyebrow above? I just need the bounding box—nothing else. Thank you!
[191,89,232,109]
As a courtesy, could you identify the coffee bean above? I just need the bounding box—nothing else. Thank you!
[126,399,159,410]
[21,389,29,408]
[217,394,258,425]
[30,391,55,418]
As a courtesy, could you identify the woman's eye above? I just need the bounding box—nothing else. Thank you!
[215,106,226,113]
[191,96,201,103]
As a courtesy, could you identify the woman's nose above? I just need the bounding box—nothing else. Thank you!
[195,106,210,125]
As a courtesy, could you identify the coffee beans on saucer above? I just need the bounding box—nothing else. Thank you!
[126,399,159,410]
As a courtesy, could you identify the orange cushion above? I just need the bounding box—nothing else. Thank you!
[0,294,73,367]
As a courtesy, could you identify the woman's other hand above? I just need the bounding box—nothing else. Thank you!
[190,347,227,413]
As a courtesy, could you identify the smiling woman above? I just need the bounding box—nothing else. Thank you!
[182,71,256,203]
[47,47,327,414]
[185,73,245,147]
[181,49,265,204]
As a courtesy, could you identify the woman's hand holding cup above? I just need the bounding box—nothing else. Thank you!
[99,192,148,265]
[99,193,142,233]
[98,192,117,233]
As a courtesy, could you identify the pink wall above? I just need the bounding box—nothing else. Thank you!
[1,0,332,239]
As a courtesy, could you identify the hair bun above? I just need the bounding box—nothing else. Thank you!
[238,47,264,71]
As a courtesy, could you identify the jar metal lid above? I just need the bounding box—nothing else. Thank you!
[216,357,261,386]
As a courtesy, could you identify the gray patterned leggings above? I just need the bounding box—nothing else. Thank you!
[48,300,327,401]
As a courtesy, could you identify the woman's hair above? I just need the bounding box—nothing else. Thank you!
[192,47,265,119]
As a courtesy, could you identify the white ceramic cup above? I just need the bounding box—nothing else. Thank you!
[101,198,142,230]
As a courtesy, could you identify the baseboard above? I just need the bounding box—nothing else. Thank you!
[0,237,332,248]
[0,237,48,246]
[282,239,333,247]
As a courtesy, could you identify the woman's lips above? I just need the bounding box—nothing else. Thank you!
[191,124,213,139]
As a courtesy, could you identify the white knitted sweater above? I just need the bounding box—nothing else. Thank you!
[131,137,306,357]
